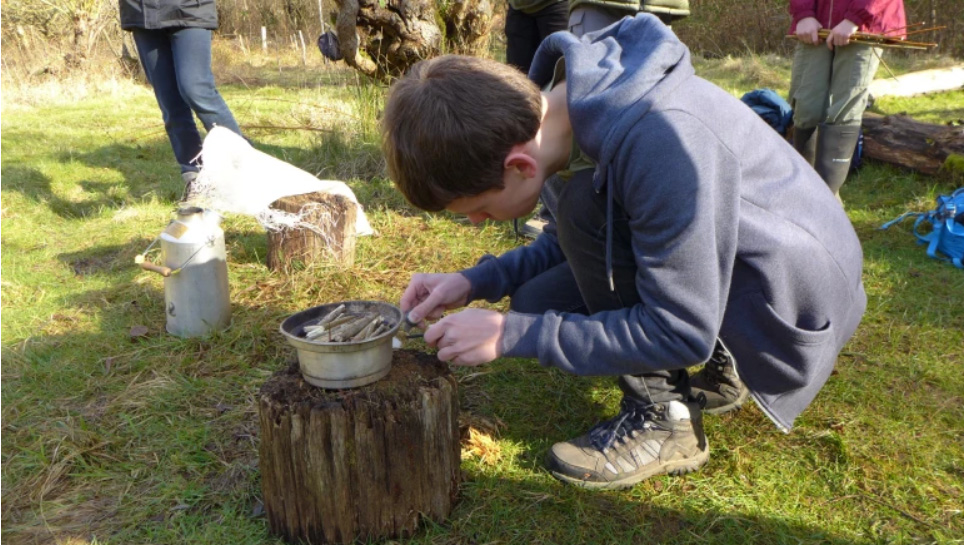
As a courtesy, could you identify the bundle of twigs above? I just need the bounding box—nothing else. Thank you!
[300,304,393,343]
[786,24,943,50]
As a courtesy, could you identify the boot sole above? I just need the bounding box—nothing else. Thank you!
[549,444,710,491]
[702,387,750,415]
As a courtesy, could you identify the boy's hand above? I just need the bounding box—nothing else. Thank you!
[826,19,858,49]
[795,17,822,45]
[401,272,471,326]
[425,308,505,366]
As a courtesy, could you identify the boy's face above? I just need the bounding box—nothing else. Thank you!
[446,166,544,224]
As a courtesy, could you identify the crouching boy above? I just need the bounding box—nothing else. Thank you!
[381,14,866,490]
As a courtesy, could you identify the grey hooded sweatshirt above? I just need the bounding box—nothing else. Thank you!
[460,14,867,431]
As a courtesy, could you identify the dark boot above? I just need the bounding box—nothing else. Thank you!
[792,126,817,166]
[689,339,749,415]
[815,123,860,196]
[546,398,709,490]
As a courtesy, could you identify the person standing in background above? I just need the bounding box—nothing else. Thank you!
[788,0,906,198]
[119,0,245,195]
[505,0,570,75]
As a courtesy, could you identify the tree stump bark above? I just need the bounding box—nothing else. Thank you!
[333,0,494,81]
[336,0,442,81]
[861,113,964,176]
[266,192,357,271]
[258,350,460,544]
[442,0,495,56]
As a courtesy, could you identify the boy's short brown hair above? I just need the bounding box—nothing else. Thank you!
[381,55,543,211]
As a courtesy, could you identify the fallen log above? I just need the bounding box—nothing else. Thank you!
[861,112,964,176]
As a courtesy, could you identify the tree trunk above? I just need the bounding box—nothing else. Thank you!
[442,0,495,56]
[258,350,460,544]
[266,192,357,271]
[336,0,442,80]
[861,113,964,176]
[333,0,494,81]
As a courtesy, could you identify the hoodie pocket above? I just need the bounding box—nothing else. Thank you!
[727,292,837,392]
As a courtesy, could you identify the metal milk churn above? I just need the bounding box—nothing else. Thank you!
[137,207,231,337]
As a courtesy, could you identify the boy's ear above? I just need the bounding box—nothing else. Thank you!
[504,146,538,179]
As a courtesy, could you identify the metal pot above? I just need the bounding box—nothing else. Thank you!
[279,301,401,389]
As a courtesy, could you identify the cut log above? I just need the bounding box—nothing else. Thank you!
[258,350,460,544]
[266,192,356,271]
[861,113,964,176]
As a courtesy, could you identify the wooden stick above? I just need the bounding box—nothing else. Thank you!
[881,22,927,35]
[900,26,946,38]
[318,305,346,326]
[784,33,936,50]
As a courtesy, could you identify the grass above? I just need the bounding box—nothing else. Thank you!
[2,44,963,545]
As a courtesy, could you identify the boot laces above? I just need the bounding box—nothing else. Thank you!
[588,398,661,451]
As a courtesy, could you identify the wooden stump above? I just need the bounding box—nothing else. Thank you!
[258,350,460,544]
[861,113,964,176]
[266,192,357,271]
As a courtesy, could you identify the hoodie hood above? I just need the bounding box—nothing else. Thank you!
[529,14,694,179]
[529,15,695,290]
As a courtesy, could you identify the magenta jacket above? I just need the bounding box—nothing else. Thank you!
[789,0,906,36]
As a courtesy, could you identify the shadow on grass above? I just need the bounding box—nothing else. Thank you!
[0,165,144,219]
[453,470,876,544]
[47,133,418,221]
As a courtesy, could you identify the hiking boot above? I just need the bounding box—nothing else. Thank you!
[689,339,749,415]
[181,171,199,203]
[546,398,709,490]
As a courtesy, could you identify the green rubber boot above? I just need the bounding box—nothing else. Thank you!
[815,123,861,196]
[792,126,817,166]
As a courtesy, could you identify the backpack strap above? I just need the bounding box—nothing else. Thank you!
[880,211,920,231]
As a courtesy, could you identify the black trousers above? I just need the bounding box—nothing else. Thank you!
[509,170,690,404]
[505,2,569,75]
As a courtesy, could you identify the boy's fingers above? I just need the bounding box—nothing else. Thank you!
[410,288,455,323]
[436,345,458,363]
[422,320,447,346]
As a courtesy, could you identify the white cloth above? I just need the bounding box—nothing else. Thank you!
[191,126,374,236]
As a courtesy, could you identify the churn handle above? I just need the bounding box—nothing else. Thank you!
[138,259,174,277]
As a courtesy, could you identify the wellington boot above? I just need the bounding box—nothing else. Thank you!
[792,126,817,166]
[815,123,860,196]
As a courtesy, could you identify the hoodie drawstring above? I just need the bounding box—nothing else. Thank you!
[606,169,615,292]
[594,164,616,292]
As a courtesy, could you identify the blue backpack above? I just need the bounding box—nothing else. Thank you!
[881,188,964,269]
